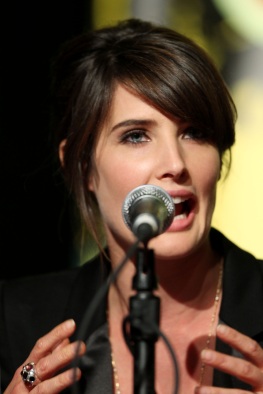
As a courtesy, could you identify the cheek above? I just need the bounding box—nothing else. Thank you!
[90,153,156,238]
[199,153,221,204]
[92,150,152,199]
[88,157,136,221]
[190,145,220,193]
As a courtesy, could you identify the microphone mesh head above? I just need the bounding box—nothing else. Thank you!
[122,184,175,234]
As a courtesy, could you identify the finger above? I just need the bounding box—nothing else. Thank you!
[7,341,86,394]
[52,338,71,352]
[200,348,263,389]
[195,384,253,394]
[31,367,82,394]
[36,340,86,381]
[216,324,263,368]
[26,319,77,363]
[5,367,82,394]
[5,320,78,394]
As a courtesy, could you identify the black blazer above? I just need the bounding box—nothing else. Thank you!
[0,228,263,393]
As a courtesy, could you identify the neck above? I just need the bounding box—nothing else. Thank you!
[108,238,222,318]
[156,243,221,309]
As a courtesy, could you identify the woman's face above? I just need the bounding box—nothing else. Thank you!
[89,84,221,261]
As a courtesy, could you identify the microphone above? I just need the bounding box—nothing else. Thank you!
[122,184,175,242]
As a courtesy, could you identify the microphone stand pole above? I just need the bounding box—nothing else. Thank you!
[123,245,160,394]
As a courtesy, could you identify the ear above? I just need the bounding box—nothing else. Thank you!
[88,173,95,192]
[58,139,67,167]
[59,138,96,191]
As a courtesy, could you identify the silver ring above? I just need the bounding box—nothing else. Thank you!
[21,362,39,386]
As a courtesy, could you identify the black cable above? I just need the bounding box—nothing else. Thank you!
[156,326,180,394]
[71,238,141,394]
[123,315,180,394]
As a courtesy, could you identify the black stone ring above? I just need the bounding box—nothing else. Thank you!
[21,362,40,386]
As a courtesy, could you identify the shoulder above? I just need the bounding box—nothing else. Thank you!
[0,252,107,297]
[212,228,263,336]
[0,264,80,302]
[0,253,109,331]
[210,227,263,267]
[0,253,110,369]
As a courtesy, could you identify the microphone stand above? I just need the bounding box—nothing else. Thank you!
[123,245,160,394]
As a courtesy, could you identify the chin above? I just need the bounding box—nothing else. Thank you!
[148,235,186,258]
[148,229,206,260]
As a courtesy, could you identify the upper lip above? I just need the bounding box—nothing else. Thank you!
[167,189,196,200]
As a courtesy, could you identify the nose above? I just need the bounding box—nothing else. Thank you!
[155,138,187,182]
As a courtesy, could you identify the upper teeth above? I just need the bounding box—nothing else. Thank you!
[172,197,188,204]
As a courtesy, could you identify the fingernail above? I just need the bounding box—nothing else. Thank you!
[201,349,213,361]
[74,340,86,354]
[65,319,76,328]
[196,388,210,394]
[217,324,227,334]
[70,367,81,382]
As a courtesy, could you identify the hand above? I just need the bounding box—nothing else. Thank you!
[195,324,263,393]
[4,319,86,394]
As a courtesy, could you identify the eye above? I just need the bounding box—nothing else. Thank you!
[120,129,150,145]
[182,126,208,141]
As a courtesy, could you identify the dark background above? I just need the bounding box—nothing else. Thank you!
[0,1,92,279]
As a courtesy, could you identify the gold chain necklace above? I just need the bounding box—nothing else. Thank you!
[111,348,121,394]
[199,260,223,385]
[110,261,223,393]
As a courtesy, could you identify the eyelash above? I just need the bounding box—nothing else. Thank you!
[183,127,207,141]
[119,129,150,145]
[119,126,208,146]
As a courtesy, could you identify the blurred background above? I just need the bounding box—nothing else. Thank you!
[1,0,263,279]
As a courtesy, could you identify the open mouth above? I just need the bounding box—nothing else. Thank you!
[172,197,194,220]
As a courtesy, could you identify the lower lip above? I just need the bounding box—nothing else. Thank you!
[166,211,195,232]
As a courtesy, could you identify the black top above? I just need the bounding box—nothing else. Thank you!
[0,228,263,393]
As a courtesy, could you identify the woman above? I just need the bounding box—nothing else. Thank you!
[1,18,263,394]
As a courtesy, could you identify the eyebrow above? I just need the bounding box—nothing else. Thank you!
[111,119,156,132]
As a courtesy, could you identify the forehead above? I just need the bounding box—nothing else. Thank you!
[97,83,186,146]
[106,83,174,125]
[110,84,150,113]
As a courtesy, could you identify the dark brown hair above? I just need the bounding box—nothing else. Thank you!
[50,18,236,250]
